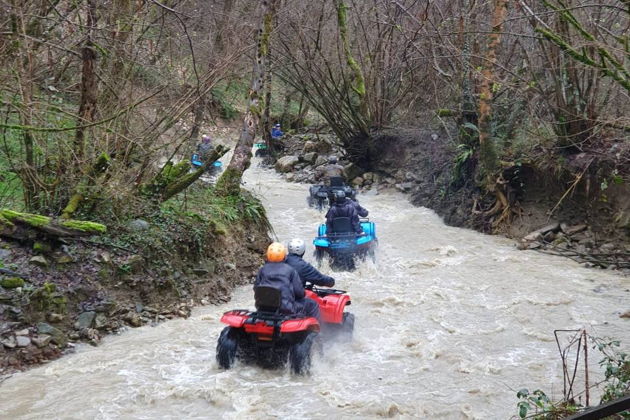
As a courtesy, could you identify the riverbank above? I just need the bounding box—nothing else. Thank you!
[270,129,630,273]
[0,185,270,375]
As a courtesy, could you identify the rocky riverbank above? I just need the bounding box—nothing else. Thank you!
[271,130,630,274]
[0,188,270,376]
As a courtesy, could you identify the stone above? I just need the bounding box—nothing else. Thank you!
[352,177,364,187]
[363,172,374,181]
[385,177,396,185]
[127,255,145,274]
[344,163,363,181]
[599,243,616,253]
[32,334,52,348]
[405,172,417,181]
[94,313,108,329]
[16,336,30,347]
[47,313,64,323]
[275,155,300,173]
[36,322,67,346]
[620,311,630,319]
[15,328,29,336]
[303,152,317,164]
[395,182,414,192]
[29,255,49,267]
[192,267,209,276]
[314,155,327,167]
[129,219,150,231]
[74,311,96,330]
[1,336,16,348]
[124,312,142,327]
[0,322,19,334]
[0,249,12,259]
[55,254,75,264]
[561,224,587,235]
[303,141,317,153]
[286,173,295,182]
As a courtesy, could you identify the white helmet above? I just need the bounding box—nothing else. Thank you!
[287,239,305,256]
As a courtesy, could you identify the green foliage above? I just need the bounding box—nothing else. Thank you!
[516,337,630,419]
[515,389,579,419]
[594,338,630,407]
[210,80,248,120]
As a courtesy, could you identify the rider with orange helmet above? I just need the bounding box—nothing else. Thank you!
[254,242,320,320]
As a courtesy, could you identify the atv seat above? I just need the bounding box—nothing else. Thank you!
[329,177,345,187]
[331,217,353,234]
[254,286,281,313]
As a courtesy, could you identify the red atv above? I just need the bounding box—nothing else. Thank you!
[216,284,354,374]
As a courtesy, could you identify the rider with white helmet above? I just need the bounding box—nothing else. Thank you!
[285,238,335,288]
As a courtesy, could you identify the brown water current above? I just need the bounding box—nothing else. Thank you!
[1,161,629,419]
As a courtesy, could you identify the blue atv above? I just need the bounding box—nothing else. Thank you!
[313,218,377,270]
[191,153,223,175]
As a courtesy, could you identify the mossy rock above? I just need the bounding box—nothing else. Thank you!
[0,277,25,288]
[33,242,53,254]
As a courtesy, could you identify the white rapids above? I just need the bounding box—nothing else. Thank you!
[0,161,628,419]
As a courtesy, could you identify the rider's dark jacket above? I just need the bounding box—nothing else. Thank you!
[285,254,335,287]
[325,199,363,234]
[349,200,369,217]
[254,262,304,314]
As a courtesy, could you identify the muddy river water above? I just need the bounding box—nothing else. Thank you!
[1,162,628,419]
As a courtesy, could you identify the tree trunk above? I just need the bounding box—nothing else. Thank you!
[74,0,98,162]
[477,0,507,179]
[216,0,279,196]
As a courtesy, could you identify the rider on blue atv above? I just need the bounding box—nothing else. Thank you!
[326,191,364,234]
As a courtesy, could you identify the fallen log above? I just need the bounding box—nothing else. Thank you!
[1,209,106,240]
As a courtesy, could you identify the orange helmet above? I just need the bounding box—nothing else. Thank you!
[266,242,287,262]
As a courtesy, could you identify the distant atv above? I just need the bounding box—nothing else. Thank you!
[216,284,354,375]
[307,177,357,212]
[191,153,223,175]
[314,218,377,270]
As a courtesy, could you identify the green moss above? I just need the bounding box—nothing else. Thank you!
[436,109,455,117]
[33,242,52,254]
[30,282,66,313]
[1,209,50,227]
[59,220,107,233]
[0,277,25,288]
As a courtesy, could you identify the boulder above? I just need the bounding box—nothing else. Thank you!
[395,182,414,192]
[363,172,374,181]
[1,336,16,348]
[29,255,49,267]
[352,177,364,187]
[129,219,150,231]
[16,336,30,347]
[0,249,11,259]
[32,334,52,348]
[275,156,300,173]
[561,224,587,235]
[303,152,318,164]
[303,141,318,153]
[285,173,295,182]
[74,311,96,330]
[314,155,327,167]
[36,322,67,346]
[620,311,630,319]
[344,163,363,181]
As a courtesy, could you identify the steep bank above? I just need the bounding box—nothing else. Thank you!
[0,186,270,375]
[271,129,630,271]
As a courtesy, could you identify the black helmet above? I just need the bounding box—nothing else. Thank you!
[328,155,338,164]
[334,190,346,203]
